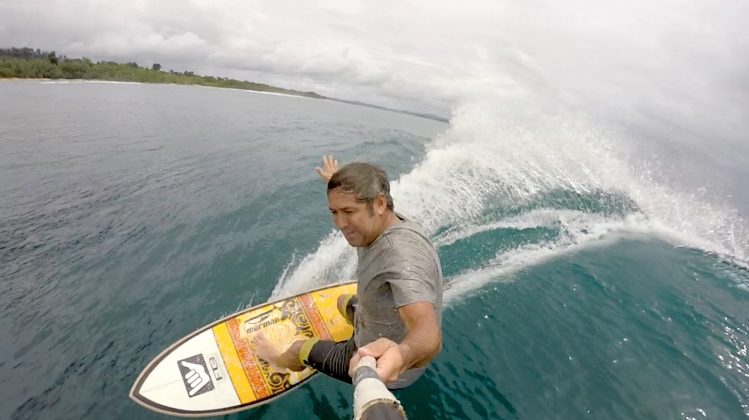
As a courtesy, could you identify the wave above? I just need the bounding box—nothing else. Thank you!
[273,102,748,298]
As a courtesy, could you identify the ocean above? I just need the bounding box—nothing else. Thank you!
[1,80,747,419]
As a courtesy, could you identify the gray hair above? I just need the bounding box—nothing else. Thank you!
[327,162,394,211]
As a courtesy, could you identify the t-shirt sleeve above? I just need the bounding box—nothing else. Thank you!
[385,246,438,308]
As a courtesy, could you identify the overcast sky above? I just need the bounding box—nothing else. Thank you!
[2,0,748,123]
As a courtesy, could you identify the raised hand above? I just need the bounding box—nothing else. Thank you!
[315,155,339,183]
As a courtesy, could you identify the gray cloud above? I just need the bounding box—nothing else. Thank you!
[1,0,747,133]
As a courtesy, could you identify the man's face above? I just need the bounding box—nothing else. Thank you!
[327,190,386,247]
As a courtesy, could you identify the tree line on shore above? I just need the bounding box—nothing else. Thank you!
[0,47,324,98]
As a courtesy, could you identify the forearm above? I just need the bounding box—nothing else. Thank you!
[352,301,442,383]
[397,315,442,371]
[398,302,442,372]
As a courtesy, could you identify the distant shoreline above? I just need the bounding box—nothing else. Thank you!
[0,77,51,81]
[0,77,319,101]
[1,47,448,122]
[2,77,449,122]
[1,49,326,99]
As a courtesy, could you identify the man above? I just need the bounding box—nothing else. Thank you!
[254,156,443,388]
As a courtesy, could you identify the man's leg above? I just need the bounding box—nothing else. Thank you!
[303,338,357,383]
[254,293,358,381]
[253,333,358,383]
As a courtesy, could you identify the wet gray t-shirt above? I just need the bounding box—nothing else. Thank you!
[353,213,443,348]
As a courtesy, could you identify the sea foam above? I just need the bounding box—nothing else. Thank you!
[274,102,748,299]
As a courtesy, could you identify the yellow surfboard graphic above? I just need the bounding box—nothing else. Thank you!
[130,281,356,417]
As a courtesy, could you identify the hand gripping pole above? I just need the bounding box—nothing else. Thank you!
[352,356,407,420]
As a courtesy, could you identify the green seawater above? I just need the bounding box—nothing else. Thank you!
[1,81,747,419]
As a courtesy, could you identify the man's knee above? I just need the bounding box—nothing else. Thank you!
[336,294,357,324]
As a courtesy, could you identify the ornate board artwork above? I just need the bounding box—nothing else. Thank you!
[130,281,357,417]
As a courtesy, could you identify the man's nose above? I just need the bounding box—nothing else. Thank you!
[334,214,348,229]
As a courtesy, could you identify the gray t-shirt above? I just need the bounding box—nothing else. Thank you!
[353,213,443,348]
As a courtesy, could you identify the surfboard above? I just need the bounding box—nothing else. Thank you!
[129,281,357,417]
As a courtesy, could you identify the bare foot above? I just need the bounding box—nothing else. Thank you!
[252,331,306,371]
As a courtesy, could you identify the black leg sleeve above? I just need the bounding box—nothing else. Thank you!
[305,338,358,384]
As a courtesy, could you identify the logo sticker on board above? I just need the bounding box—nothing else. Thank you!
[177,354,214,397]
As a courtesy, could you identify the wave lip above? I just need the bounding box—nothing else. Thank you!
[274,102,748,299]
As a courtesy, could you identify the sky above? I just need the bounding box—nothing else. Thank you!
[2,0,748,133]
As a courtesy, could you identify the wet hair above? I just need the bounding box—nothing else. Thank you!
[328,162,394,211]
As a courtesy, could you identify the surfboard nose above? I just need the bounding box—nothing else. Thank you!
[129,281,357,417]
[129,329,243,416]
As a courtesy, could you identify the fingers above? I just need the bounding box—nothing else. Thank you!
[357,338,396,358]
[315,155,339,182]
[323,155,337,169]
[323,155,338,173]
[315,167,328,182]
[353,339,397,381]
[351,339,403,383]
[349,338,389,378]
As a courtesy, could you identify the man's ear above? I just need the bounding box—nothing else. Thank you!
[375,193,387,215]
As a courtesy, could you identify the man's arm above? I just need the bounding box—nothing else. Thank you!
[349,301,442,383]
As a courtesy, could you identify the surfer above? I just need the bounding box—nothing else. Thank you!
[254,155,443,389]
